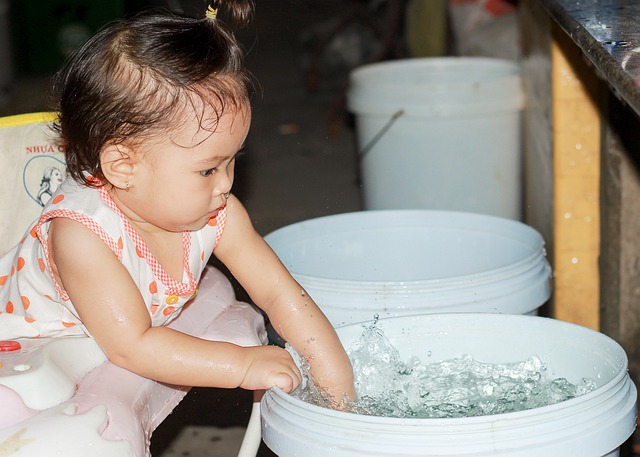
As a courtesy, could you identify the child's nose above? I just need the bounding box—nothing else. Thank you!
[215,171,233,196]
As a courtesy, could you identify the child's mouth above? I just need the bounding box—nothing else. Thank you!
[208,204,226,218]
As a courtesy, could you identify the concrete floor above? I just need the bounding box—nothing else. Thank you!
[233,1,364,236]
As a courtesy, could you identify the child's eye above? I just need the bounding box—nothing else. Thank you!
[200,168,216,177]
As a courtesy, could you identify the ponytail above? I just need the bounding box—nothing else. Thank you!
[204,0,253,27]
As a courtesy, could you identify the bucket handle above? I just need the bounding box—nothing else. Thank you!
[359,109,405,160]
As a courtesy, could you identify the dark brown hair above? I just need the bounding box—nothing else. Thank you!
[52,1,254,186]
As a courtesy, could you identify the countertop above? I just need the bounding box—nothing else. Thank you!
[538,0,640,117]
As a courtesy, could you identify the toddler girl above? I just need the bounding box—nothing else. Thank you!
[0,1,355,403]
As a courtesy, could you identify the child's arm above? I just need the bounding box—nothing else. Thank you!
[48,217,302,391]
[214,196,356,402]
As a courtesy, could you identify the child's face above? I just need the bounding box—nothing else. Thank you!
[123,104,251,232]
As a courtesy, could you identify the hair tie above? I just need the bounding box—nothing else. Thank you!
[206,4,218,20]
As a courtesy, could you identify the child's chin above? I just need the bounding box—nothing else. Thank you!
[190,218,211,231]
[166,219,207,232]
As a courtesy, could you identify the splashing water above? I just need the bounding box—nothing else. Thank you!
[291,322,597,418]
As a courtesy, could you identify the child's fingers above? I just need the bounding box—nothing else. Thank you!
[272,373,294,392]
[272,370,299,393]
[240,345,303,392]
[268,347,302,390]
[272,360,303,393]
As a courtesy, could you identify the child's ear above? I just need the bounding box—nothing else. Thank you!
[100,143,135,191]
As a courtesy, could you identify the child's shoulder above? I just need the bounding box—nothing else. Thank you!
[41,178,123,240]
[44,178,108,216]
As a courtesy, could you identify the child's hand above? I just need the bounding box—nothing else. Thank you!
[239,345,302,392]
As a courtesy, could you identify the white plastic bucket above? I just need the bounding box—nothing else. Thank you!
[261,314,638,456]
[265,210,551,327]
[347,57,524,219]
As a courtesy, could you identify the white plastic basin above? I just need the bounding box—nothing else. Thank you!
[265,210,551,326]
[262,314,637,456]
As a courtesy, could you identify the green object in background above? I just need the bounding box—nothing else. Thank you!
[10,0,125,74]
[404,0,448,57]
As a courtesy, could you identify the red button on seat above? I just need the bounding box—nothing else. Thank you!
[0,340,21,352]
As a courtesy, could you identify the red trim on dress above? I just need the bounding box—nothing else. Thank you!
[98,187,200,297]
